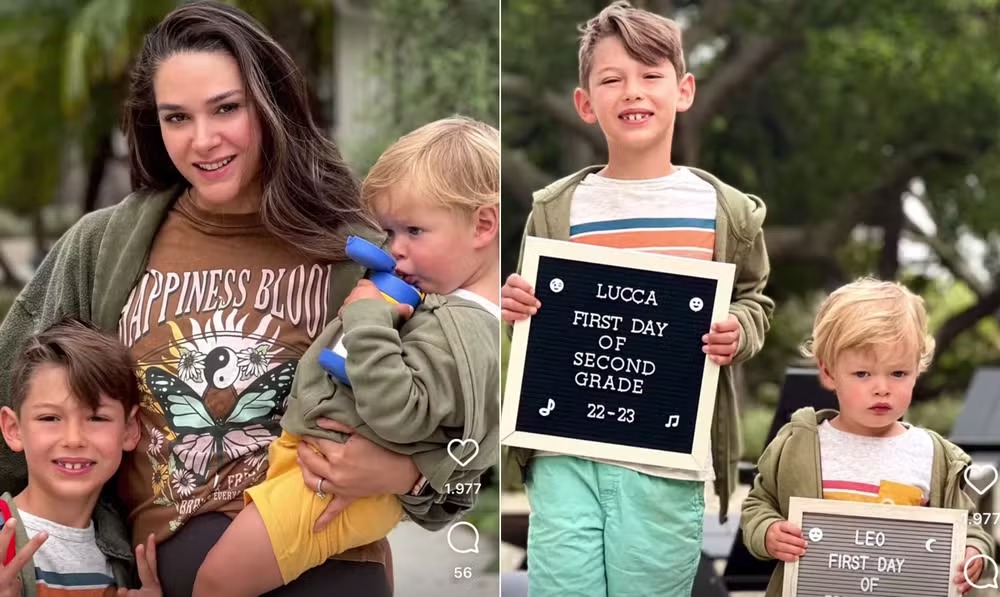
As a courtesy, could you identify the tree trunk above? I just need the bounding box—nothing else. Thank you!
[878,193,903,280]
[260,5,331,129]
[914,285,1000,401]
[83,132,112,214]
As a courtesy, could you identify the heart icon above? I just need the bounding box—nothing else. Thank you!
[964,464,999,496]
[447,438,480,467]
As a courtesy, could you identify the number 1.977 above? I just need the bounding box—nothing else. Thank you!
[971,512,1000,525]
[444,483,481,495]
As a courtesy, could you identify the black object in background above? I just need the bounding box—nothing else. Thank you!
[949,367,1000,452]
[721,367,837,592]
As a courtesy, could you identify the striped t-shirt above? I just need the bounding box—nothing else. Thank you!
[19,510,116,596]
[561,167,718,482]
[818,420,932,506]
[568,168,716,260]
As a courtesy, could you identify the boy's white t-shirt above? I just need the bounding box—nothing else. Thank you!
[18,509,117,594]
[536,167,719,482]
[450,288,500,320]
[818,420,934,505]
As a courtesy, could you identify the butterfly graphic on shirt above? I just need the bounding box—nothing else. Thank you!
[146,351,295,480]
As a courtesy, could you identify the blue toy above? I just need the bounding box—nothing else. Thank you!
[318,236,424,386]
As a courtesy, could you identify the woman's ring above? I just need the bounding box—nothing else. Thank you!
[315,478,327,499]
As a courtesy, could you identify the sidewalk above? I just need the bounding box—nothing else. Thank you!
[388,521,500,597]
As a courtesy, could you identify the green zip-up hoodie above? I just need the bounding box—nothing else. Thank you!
[0,188,472,559]
[282,292,500,510]
[741,408,994,597]
[502,165,775,523]
[0,492,133,595]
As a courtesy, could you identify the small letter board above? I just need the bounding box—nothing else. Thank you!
[500,237,735,470]
[783,497,967,597]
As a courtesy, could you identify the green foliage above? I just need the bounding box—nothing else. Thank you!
[0,0,177,216]
[918,279,1000,396]
[0,1,73,214]
[696,1,1000,241]
[502,0,1000,250]
[743,294,821,402]
[907,394,965,436]
[740,405,775,463]
[356,0,498,170]
[500,0,606,174]
[63,0,131,116]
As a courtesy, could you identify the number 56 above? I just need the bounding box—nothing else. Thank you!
[454,567,472,579]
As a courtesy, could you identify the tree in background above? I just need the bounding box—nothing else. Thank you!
[364,0,498,154]
[502,0,1000,422]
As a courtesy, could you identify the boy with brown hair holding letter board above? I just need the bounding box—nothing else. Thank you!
[501,1,774,594]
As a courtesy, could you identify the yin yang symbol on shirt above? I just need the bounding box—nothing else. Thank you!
[146,354,293,480]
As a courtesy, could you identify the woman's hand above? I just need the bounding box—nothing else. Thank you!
[298,418,420,531]
[116,534,160,597]
[0,519,47,597]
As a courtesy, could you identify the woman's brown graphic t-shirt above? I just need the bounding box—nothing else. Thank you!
[117,193,339,547]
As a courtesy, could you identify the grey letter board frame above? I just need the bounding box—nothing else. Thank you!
[783,497,967,597]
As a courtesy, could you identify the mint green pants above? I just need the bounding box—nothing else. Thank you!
[525,455,704,597]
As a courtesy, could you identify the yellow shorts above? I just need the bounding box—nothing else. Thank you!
[245,431,404,584]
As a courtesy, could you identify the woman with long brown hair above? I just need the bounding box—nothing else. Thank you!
[0,2,465,594]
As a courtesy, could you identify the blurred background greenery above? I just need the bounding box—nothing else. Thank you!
[0,0,499,568]
[501,0,1000,469]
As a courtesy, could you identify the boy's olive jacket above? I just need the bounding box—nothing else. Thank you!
[503,165,775,523]
[741,407,995,597]
[0,188,471,569]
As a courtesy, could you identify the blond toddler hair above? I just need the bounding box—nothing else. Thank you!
[362,116,499,214]
[802,277,935,372]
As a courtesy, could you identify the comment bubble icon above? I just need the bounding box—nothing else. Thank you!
[446,521,480,555]
[966,553,999,590]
